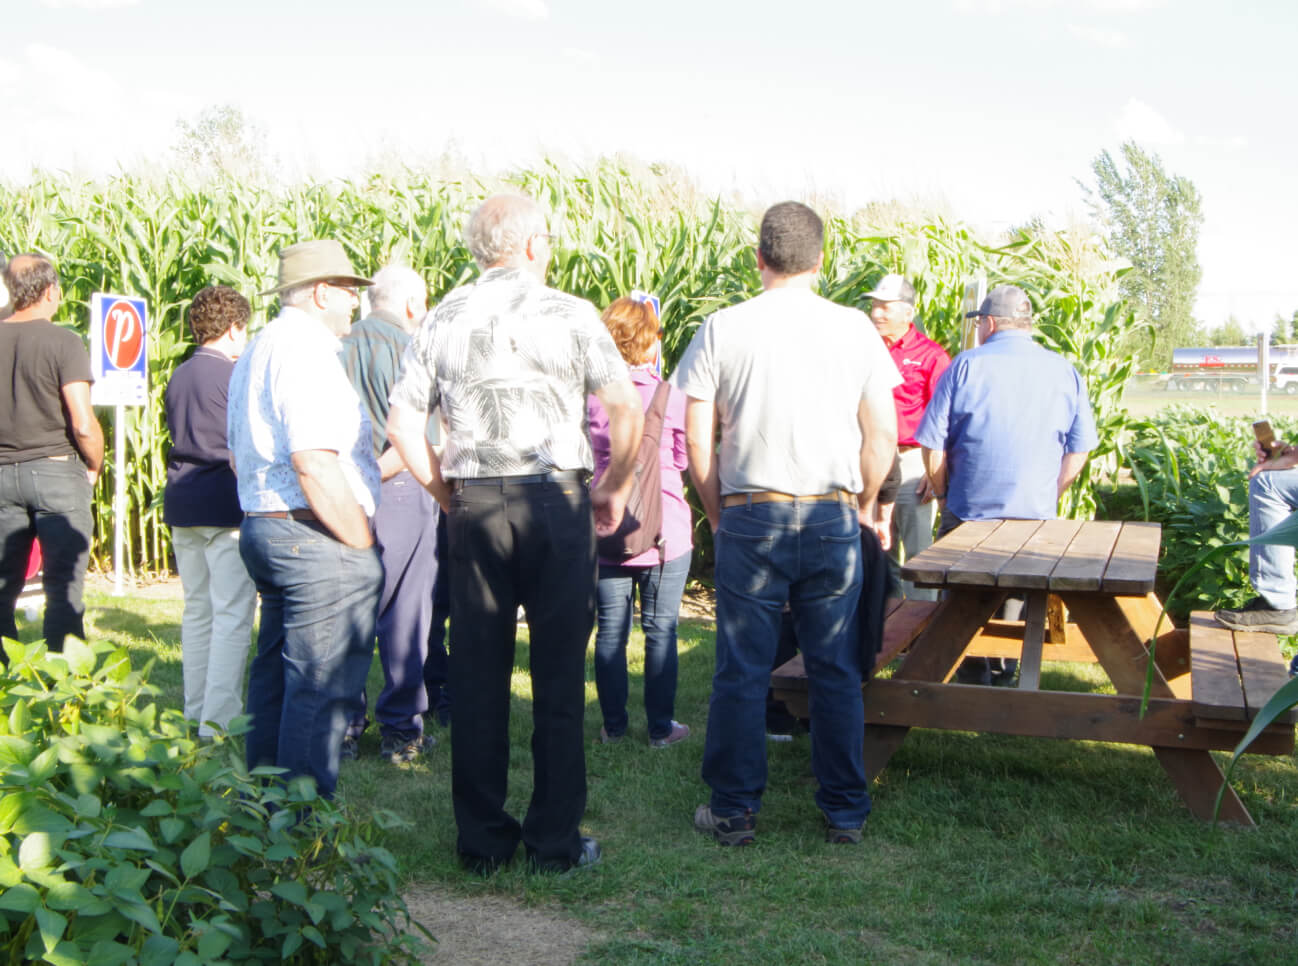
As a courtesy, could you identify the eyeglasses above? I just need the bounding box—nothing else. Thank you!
[325,280,359,299]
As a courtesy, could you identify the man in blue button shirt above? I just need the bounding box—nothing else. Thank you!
[916,284,1098,683]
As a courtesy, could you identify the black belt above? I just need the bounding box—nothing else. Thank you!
[246,508,318,521]
[453,470,585,491]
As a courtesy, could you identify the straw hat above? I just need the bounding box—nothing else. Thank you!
[259,240,374,296]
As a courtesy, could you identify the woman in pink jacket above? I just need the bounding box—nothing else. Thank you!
[587,296,693,748]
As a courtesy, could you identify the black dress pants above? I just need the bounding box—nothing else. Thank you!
[447,477,596,870]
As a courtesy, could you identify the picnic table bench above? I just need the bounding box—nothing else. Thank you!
[770,519,1296,825]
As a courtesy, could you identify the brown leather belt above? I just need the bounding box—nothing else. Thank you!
[246,508,318,521]
[898,444,920,453]
[722,490,856,508]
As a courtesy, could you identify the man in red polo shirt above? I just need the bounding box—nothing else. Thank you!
[867,274,950,601]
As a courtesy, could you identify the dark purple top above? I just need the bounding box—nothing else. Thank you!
[164,347,242,528]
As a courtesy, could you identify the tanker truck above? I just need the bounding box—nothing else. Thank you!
[1164,346,1298,392]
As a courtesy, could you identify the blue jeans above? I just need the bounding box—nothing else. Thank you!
[595,550,691,741]
[702,499,870,829]
[240,515,383,799]
[0,455,94,651]
[1250,467,1298,610]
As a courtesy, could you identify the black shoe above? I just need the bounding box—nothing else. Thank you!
[991,658,1019,687]
[458,850,513,876]
[528,836,601,873]
[380,733,436,764]
[1215,597,1298,635]
[953,657,992,685]
[340,737,360,761]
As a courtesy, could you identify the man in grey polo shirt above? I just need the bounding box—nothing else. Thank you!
[675,201,900,846]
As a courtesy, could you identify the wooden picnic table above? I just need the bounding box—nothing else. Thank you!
[856,518,1295,826]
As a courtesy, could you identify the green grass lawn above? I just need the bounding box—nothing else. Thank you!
[19,582,1298,965]
[1124,378,1298,421]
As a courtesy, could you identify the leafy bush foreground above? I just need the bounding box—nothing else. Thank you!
[0,638,431,965]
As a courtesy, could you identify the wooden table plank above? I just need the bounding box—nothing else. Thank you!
[964,618,1097,662]
[1048,521,1121,591]
[1112,593,1192,698]
[1234,629,1298,723]
[997,519,1084,590]
[1153,748,1253,826]
[1063,594,1175,697]
[1018,591,1048,690]
[1103,522,1162,594]
[1188,613,1247,721]
[900,519,1000,586]
[875,599,939,667]
[863,679,1294,754]
[893,590,1009,683]
[947,520,1044,586]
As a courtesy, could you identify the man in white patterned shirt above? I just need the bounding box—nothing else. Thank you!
[388,194,642,873]
[227,239,382,800]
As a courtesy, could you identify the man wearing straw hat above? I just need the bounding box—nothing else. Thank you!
[227,239,383,799]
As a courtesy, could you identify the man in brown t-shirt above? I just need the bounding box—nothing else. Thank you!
[0,254,104,651]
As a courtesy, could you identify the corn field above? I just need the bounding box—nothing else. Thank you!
[0,161,1139,574]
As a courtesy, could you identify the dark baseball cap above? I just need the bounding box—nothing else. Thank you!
[966,284,1033,320]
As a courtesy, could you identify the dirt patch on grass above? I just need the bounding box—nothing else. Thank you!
[405,888,598,965]
[679,583,715,621]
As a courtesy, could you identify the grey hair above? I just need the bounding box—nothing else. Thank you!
[463,195,547,269]
[280,282,317,308]
[991,314,1032,330]
[369,264,427,317]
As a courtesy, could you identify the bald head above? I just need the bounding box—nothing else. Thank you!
[464,195,548,271]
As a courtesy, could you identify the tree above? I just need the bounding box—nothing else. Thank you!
[1272,309,1298,345]
[1202,315,1247,347]
[1081,141,1203,369]
[172,104,270,183]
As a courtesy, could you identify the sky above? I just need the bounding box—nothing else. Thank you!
[3,0,1297,332]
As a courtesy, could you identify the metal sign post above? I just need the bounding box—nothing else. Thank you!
[89,293,149,596]
[1258,333,1270,415]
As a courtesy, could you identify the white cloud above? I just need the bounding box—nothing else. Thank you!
[1192,133,1249,149]
[484,0,550,21]
[561,47,599,68]
[956,0,1161,11]
[41,0,141,8]
[1067,23,1129,48]
[1113,98,1184,146]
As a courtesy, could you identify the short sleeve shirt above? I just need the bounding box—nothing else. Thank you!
[915,328,1098,521]
[390,267,626,479]
[0,318,94,464]
[673,287,901,496]
[164,348,242,528]
[885,324,951,447]
[227,307,381,515]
